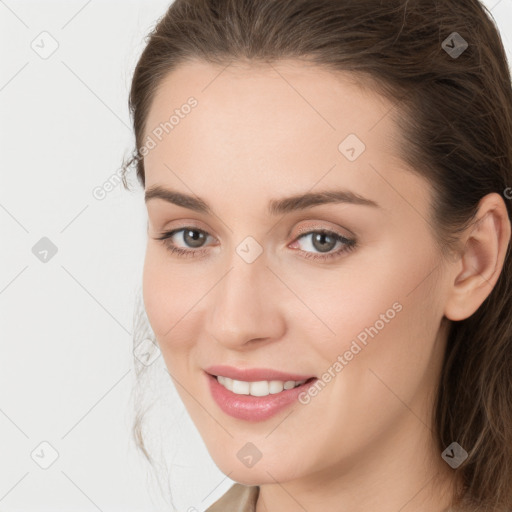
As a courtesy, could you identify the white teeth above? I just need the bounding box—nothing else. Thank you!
[249,381,269,396]
[269,380,284,394]
[216,376,307,397]
[231,379,250,395]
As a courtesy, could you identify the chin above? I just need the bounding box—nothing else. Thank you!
[211,452,303,486]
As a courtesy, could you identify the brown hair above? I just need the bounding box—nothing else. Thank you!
[122,1,512,510]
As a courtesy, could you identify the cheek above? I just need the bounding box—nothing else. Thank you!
[297,289,442,462]
[294,260,408,354]
[142,245,210,366]
[142,247,167,336]
[142,246,189,340]
[307,239,442,379]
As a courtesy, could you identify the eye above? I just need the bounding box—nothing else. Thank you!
[155,227,213,258]
[291,229,356,261]
[154,227,356,261]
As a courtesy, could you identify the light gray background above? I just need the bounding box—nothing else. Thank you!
[1,0,511,510]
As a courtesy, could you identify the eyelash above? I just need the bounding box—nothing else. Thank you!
[154,226,357,262]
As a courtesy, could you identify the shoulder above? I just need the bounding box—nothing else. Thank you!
[205,483,260,512]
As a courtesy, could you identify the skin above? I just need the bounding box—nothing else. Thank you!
[141,59,511,512]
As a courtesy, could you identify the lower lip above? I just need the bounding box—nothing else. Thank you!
[206,372,318,422]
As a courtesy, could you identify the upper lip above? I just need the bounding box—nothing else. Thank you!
[205,365,316,382]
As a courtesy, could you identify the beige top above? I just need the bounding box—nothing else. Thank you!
[205,483,457,512]
[205,484,259,512]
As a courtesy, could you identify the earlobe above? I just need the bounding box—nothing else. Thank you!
[444,193,511,322]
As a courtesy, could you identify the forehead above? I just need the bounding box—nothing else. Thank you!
[142,59,429,217]
[143,58,400,165]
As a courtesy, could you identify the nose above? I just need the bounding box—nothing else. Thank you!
[205,250,286,350]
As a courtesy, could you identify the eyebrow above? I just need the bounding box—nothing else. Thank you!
[145,185,380,215]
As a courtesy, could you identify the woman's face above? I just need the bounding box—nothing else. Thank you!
[142,59,454,486]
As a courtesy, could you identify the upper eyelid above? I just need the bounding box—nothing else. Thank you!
[152,212,356,239]
[294,224,353,239]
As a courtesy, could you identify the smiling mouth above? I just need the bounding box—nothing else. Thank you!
[213,375,317,397]
[206,371,319,421]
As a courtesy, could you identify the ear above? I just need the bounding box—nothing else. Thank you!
[444,192,511,321]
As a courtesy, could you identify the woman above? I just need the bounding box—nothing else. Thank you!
[122,0,512,510]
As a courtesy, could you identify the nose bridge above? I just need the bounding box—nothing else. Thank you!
[206,243,284,347]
